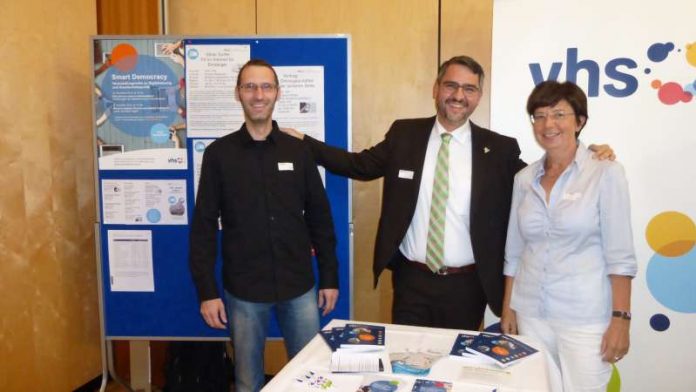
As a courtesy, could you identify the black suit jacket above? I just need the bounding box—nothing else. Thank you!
[305,116,525,315]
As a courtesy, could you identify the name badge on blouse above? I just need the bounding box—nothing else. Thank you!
[562,192,582,201]
[398,170,414,180]
[278,162,294,171]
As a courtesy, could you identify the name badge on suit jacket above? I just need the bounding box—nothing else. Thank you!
[398,169,414,180]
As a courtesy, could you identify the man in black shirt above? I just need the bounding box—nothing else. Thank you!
[189,59,339,392]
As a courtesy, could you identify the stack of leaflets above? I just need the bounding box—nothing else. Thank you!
[448,332,481,360]
[329,351,384,373]
[319,327,344,352]
[321,323,386,373]
[320,323,386,352]
[338,323,386,351]
[450,332,538,368]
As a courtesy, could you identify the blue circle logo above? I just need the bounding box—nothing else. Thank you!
[150,123,170,144]
[194,141,207,152]
[146,209,162,223]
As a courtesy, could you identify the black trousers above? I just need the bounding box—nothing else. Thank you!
[391,253,487,331]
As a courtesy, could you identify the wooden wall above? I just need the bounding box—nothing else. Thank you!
[97,0,161,34]
[0,0,100,391]
[169,0,494,374]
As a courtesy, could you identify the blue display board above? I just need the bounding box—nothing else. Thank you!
[93,36,351,339]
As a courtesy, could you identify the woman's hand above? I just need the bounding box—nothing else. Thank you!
[500,307,518,335]
[501,276,518,334]
[601,318,630,363]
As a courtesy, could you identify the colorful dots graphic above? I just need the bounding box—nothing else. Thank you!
[647,42,696,105]
[647,42,675,62]
[646,251,696,313]
[650,314,671,332]
[685,80,696,96]
[606,364,621,392]
[656,82,692,105]
[109,43,138,72]
[686,42,696,67]
[645,212,696,257]
[646,212,696,314]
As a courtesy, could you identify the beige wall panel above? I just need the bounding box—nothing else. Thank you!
[0,0,100,390]
[98,0,161,34]
[441,0,493,128]
[168,0,256,34]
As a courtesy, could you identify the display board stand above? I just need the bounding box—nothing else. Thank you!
[91,35,351,391]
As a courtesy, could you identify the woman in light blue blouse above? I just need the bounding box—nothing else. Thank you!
[500,81,637,392]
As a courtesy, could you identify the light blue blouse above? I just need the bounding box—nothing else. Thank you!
[504,143,637,324]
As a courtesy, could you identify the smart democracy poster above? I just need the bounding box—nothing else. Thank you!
[94,38,188,170]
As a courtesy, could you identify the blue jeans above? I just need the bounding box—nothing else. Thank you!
[224,288,320,392]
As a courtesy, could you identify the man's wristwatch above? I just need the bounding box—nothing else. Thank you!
[612,310,632,320]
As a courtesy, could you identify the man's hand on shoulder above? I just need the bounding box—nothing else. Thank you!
[200,298,227,329]
[588,143,616,161]
[318,289,339,316]
[280,127,305,140]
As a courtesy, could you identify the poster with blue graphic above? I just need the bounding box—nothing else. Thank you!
[94,38,187,170]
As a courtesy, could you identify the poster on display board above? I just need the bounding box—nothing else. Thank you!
[94,38,188,170]
[184,43,327,142]
[92,35,352,339]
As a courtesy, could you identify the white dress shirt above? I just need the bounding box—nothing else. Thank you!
[399,119,475,267]
[504,143,637,324]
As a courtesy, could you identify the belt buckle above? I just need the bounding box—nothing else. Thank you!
[435,266,449,275]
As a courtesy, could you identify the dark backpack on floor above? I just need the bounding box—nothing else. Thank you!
[163,341,234,392]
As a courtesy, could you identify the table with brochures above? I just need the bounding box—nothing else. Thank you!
[262,319,551,392]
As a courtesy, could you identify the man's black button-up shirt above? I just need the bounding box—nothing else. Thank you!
[189,122,339,303]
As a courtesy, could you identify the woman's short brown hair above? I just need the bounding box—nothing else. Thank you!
[527,80,588,135]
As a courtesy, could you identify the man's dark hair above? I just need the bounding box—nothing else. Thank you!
[436,55,485,89]
[236,59,279,88]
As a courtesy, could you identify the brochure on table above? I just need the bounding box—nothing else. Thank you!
[301,322,543,391]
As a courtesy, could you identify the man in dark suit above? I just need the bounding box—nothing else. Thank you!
[283,55,608,330]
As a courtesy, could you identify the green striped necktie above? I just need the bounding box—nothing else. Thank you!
[425,132,452,273]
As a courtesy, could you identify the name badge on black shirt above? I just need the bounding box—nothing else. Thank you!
[278,162,294,171]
